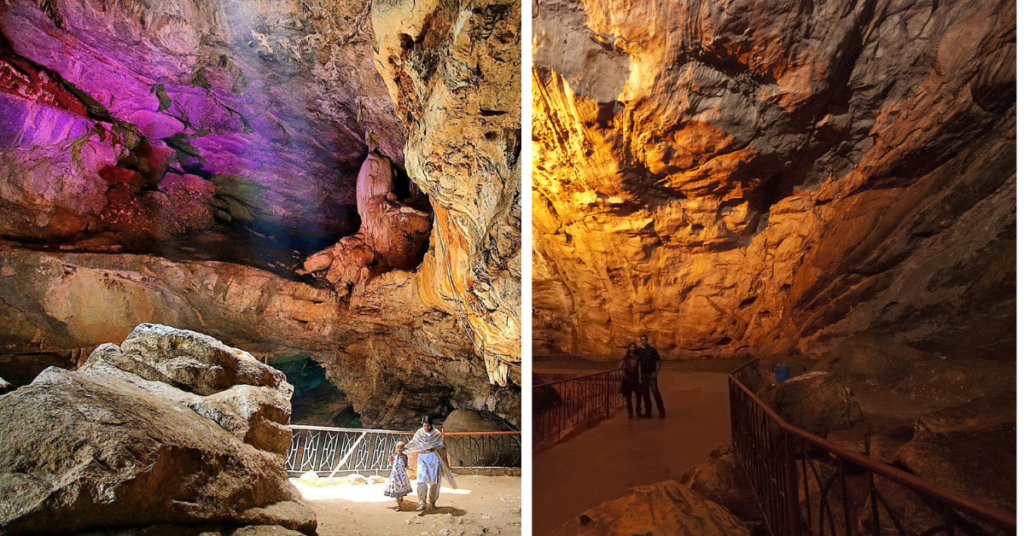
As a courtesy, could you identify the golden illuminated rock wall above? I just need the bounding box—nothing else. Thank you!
[533,0,1015,359]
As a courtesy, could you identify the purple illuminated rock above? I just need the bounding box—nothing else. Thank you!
[0,0,405,242]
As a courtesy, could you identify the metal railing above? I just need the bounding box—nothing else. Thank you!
[286,425,521,476]
[729,360,1016,536]
[533,368,624,449]
[533,355,620,371]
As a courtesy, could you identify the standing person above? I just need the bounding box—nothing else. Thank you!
[620,343,641,418]
[404,415,458,511]
[384,441,412,510]
[636,334,665,419]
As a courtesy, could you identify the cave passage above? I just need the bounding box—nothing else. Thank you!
[533,370,731,535]
[273,357,362,427]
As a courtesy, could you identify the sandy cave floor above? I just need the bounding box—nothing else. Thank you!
[292,476,522,536]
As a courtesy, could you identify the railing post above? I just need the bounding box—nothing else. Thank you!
[783,431,801,536]
[606,373,611,419]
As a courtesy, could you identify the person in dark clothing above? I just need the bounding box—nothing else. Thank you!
[619,343,641,418]
[636,334,665,418]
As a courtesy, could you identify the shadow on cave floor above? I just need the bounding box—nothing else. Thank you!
[293,476,521,536]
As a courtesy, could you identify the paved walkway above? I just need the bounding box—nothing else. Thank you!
[533,371,732,535]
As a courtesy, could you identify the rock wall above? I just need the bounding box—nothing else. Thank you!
[0,244,516,427]
[0,0,521,427]
[373,0,523,384]
[532,0,1015,360]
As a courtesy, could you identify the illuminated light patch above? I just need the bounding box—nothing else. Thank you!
[290,479,471,503]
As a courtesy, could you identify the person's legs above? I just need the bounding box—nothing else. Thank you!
[651,374,665,417]
[639,376,652,417]
[428,483,441,508]
[622,384,634,417]
[416,481,429,509]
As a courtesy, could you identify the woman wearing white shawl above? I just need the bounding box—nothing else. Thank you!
[405,415,458,510]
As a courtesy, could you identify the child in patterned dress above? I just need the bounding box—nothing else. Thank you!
[384,441,412,510]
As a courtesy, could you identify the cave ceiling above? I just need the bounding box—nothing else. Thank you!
[532,0,1015,360]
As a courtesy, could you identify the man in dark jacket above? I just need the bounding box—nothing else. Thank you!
[636,334,665,418]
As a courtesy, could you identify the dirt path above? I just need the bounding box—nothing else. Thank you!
[293,475,522,536]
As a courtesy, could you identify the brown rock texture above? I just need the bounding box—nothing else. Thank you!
[532,0,1015,362]
[0,324,316,535]
[680,445,763,530]
[372,0,523,386]
[0,245,517,428]
[766,371,864,437]
[550,480,751,536]
[0,0,521,428]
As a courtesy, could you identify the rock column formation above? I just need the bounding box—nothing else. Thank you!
[373,0,523,383]
[532,0,1015,361]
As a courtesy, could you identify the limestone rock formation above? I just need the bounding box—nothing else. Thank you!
[550,480,750,536]
[0,246,516,428]
[766,371,863,437]
[372,0,523,386]
[680,445,763,530]
[532,0,1015,363]
[298,153,432,296]
[0,0,403,250]
[893,426,1015,513]
[442,409,509,432]
[0,324,315,535]
[0,0,521,428]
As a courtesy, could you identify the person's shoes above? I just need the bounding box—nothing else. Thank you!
[628,413,634,419]
[659,412,666,418]
[416,503,427,511]
[429,502,437,511]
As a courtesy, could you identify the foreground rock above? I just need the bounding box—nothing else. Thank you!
[894,427,1015,513]
[0,324,316,535]
[551,480,750,536]
[766,371,863,437]
[681,445,764,531]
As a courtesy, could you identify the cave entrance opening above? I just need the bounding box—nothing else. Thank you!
[272,357,363,428]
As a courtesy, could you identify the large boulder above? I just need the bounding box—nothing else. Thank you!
[766,371,863,437]
[893,427,1015,513]
[0,324,315,535]
[88,323,291,397]
[441,409,518,469]
[550,480,750,536]
[442,409,509,433]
